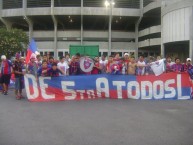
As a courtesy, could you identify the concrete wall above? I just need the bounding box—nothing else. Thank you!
[162,6,193,43]
[33,30,136,39]
[1,7,140,17]
[139,25,161,37]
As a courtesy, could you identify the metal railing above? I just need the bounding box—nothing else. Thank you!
[2,0,143,9]
[3,0,22,9]
[54,0,81,7]
[27,0,51,8]
[83,0,140,8]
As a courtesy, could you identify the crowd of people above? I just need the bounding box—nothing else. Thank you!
[0,52,192,100]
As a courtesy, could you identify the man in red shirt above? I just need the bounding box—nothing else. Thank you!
[0,55,12,95]
[91,56,101,74]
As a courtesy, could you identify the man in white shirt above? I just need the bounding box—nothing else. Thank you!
[137,55,146,75]
[57,56,69,76]
[99,55,108,74]
[65,53,71,65]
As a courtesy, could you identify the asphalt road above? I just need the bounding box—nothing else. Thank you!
[0,89,193,145]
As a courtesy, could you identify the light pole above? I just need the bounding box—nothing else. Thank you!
[105,0,115,56]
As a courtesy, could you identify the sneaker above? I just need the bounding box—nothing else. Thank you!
[16,95,21,100]
[20,95,25,99]
[4,92,8,95]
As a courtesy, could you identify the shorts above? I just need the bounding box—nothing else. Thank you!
[15,77,24,90]
[0,74,11,85]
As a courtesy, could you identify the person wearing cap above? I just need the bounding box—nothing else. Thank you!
[124,53,130,63]
[182,58,193,72]
[13,53,25,100]
[0,55,12,95]
[123,53,130,74]
[27,54,38,78]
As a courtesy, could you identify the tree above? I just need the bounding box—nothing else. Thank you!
[0,27,29,59]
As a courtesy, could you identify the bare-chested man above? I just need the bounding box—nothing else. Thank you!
[127,56,147,75]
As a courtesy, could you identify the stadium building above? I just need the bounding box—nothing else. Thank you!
[0,0,193,61]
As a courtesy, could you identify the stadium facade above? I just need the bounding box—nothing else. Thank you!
[0,0,193,61]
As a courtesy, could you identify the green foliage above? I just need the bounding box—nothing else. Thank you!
[0,27,29,58]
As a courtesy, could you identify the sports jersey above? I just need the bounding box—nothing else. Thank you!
[1,60,12,75]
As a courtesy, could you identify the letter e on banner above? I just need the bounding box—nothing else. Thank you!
[24,74,39,100]
[39,77,55,99]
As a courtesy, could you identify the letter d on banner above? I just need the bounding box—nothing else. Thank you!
[24,74,39,100]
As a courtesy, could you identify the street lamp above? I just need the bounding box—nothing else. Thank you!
[105,0,115,56]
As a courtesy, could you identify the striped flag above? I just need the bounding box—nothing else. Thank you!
[26,39,38,64]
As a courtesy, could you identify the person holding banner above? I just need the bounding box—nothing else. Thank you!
[127,56,147,75]
[36,54,42,69]
[113,53,120,64]
[106,55,114,74]
[47,57,54,68]
[27,54,38,78]
[65,53,71,65]
[13,53,25,100]
[145,56,155,75]
[99,55,108,74]
[171,58,183,72]
[182,58,193,72]
[166,56,175,72]
[37,60,50,77]
[69,55,80,75]
[91,56,101,74]
[57,56,69,76]
[119,57,127,75]
[47,63,65,77]
[137,55,146,76]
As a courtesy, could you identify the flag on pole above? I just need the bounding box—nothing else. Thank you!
[26,39,38,64]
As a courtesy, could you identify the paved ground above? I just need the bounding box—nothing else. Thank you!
[0,90,193,145]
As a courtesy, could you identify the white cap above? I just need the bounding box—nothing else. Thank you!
[187,58,191,61]
[35,51,40,55]
[1,55,6,60]
[30,53,36,59]
[124,53,129,56]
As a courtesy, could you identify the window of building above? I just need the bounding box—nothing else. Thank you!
[58,51,63,58]
[49,52,54,57]
[40,52,44,56]
[103,52,108,57]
